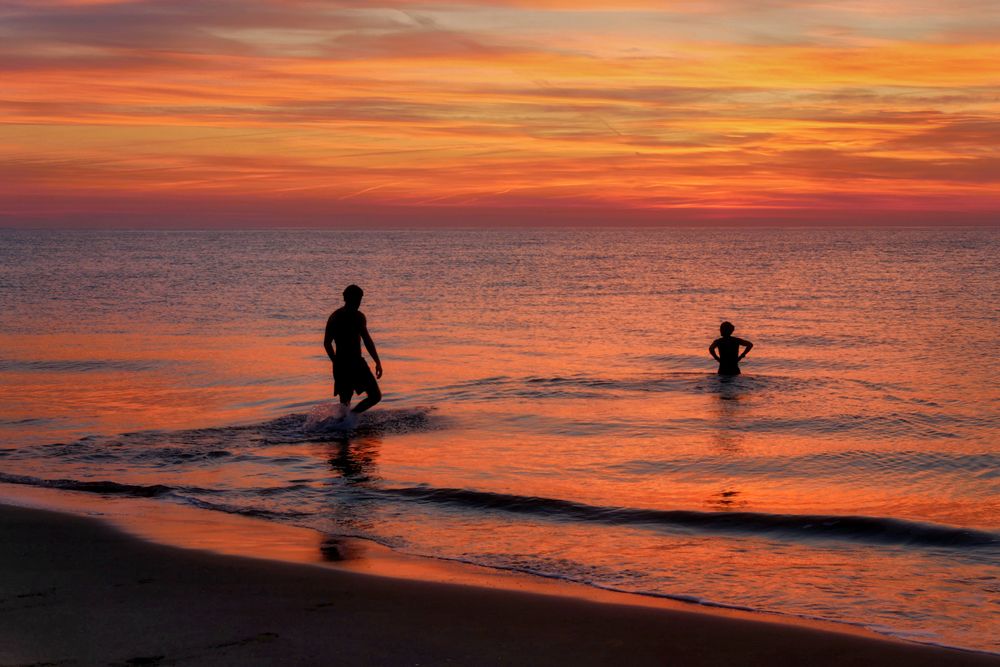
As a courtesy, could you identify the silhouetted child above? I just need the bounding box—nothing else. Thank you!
[709,321,753,375]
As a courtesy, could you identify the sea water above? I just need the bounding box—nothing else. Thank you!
[0,228,997,652]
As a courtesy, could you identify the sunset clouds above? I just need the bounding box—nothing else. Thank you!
[2,0,998,225]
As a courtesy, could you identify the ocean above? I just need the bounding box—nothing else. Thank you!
[1,228,997,653]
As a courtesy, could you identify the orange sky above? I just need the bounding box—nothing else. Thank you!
[1,0,998,226]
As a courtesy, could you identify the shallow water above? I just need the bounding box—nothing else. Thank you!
[1,228,997,652]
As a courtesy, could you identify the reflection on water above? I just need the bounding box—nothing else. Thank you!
[706,489,746,511]
[322,432,383,537]
[709,374,749,448]
[1,228,998,653]
[706,375,749,510]
[328,436,382,487]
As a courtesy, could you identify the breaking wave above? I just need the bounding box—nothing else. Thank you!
[379,486,1000,549]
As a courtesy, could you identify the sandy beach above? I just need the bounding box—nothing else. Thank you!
[2,503,995,667]
[5,0,1000,656]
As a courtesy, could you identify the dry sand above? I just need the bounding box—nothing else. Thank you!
[2,503,996,666]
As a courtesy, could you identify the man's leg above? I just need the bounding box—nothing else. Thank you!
[334,365,351,409]
[350,382,381,414]
[337,389,352,409]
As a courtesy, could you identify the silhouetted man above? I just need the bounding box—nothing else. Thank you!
[324,284,383,414]
[709,321,753,376]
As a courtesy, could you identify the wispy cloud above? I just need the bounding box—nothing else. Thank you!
[1,0,997,225]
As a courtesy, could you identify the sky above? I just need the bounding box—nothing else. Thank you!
[1,0,998,227]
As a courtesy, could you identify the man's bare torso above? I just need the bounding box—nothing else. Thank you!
[328,307,366,359]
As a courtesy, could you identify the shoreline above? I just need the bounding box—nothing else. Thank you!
[0,481,961,639]
[2,487,997,665]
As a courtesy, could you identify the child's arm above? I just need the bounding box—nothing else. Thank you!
[709,339,721,362]
[737,338,754,361]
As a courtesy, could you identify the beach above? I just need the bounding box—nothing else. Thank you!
[2,228,998,656]
[0,0,1000,656]
[5,0,999,657]
[3,502,997,667]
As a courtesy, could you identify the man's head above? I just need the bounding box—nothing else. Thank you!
[720,321,735,337]
[343,284,364,309]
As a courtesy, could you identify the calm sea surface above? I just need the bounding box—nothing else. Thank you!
[1,228,997,652]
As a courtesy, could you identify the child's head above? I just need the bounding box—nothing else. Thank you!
[720,321,735,337]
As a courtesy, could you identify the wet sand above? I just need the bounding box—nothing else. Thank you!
[1,504,996,666]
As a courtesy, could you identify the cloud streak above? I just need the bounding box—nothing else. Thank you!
[1,0,998,225]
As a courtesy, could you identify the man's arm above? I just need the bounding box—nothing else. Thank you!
[323,315,337,364]
[360,315,383,379]
[737,338,754,360]
[709,339,721,362]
